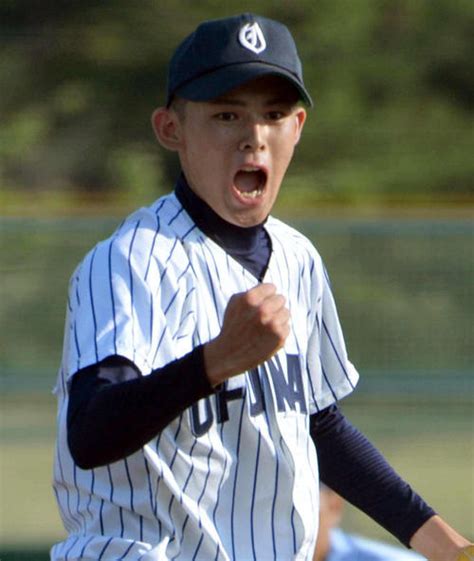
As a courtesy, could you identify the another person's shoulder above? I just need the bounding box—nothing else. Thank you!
[329,528,426,561]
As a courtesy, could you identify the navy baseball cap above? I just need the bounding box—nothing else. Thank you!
[166,13,313,107]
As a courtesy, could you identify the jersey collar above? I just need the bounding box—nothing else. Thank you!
[174,173,267,254]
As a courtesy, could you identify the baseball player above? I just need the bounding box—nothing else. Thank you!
[51,13,473,561]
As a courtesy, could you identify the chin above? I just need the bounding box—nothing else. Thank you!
[232,210,267,228]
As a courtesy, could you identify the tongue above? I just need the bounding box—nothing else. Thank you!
[234,170,262,193]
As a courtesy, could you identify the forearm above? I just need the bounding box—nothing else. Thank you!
[311,406,435,546]
[68,282,290,469]
[67,346,214,468]
[311,407,473,558]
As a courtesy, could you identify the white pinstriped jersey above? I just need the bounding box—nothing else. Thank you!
[52,192,359,561]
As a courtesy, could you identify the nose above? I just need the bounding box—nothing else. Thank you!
[238,122,266,152]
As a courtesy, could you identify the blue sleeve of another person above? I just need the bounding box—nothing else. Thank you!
[326,528,426,561]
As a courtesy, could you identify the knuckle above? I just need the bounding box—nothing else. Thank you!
[276,294,286,306]
[244,291,259,307]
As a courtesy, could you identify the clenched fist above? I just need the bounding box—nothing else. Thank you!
[204,283,290,387]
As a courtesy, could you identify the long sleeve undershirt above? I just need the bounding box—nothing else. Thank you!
[66,174,435,547]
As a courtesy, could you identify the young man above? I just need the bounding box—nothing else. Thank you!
[51,13,472,561]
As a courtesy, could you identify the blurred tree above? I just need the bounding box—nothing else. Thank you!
[0,0,472,206]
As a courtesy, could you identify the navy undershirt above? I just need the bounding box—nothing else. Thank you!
[67,174,435,547]
[175,173,271,281]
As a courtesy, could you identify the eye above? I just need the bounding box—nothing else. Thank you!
[215,112,238,122]
[266,110,286,121]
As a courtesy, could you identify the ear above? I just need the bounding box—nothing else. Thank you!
[293,107,307,146]
[151,107,182,152]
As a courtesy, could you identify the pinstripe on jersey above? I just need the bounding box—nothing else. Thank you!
[51,192,359,561]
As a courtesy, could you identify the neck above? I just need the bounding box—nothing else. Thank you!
[174,173,266,253]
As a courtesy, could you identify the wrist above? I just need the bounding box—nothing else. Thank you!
[410,515,471,561]
[203,339,232,387]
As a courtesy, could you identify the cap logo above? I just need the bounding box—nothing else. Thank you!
[238,22,266,54]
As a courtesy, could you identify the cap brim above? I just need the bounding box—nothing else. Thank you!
[173,62,313,107]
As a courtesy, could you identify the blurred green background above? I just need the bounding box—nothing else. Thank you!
[1,1,473,559]
[1,0,473,210]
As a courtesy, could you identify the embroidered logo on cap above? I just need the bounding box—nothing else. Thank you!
[238,22,266,54]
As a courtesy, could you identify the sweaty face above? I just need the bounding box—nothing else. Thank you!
[174,76,306,227]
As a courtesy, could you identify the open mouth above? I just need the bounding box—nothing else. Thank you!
[233,167,267,199]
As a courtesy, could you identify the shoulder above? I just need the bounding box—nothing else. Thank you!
[68,193,199,295]
[116,191,196,253]
[78,193,195,271]
[266,215,321,262]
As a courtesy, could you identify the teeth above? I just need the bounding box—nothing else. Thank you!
[239,188,264,199]
[234,167,266,198]
[241,166,260,172]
